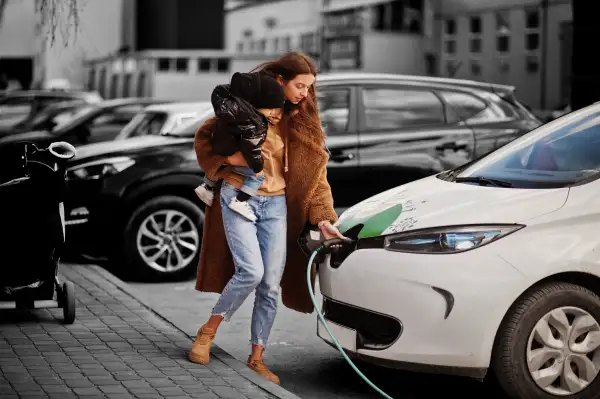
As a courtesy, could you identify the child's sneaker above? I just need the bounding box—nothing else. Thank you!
[229,197,257,222]
[195,184,214,206]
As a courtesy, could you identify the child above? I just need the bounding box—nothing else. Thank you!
[194,72,285,222]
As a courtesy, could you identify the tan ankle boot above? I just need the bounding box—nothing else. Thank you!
[247,356,280,385]
[188,326,216,364]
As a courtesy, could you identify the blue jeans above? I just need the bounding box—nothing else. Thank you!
[203,166,265,197]
[212,181,287,347]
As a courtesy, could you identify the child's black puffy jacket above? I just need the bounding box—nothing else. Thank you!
[210,76,268,174]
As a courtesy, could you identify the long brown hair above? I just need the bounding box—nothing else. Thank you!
[251,51,323,143]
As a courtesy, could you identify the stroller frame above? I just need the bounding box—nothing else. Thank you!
[0,142,77,324]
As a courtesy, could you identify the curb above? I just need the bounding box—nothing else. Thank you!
[84,265,302,399]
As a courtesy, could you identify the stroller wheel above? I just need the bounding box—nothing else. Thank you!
[62,281,76,324]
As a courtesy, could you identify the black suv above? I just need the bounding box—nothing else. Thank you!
[63,73,540,280]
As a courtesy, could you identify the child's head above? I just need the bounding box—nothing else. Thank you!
[230,72,284,122]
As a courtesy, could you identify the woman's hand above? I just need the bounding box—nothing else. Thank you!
[319,220,345,240]
[225,152,248,167]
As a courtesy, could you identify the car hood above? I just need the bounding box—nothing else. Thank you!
[335,175,569,239]
[72,135,191,162]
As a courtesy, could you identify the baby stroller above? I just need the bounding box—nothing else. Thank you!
[0,141,77,324]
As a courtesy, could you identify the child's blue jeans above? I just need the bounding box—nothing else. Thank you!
[203,166,265,197]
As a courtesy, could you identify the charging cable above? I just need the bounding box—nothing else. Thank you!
[307,239,395,399]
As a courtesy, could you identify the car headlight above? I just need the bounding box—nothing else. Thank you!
[383,224,524,254]
[66,156,135,180]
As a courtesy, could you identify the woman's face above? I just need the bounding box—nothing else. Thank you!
[281,73,315,104]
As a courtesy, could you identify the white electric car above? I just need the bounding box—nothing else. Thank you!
[318,102,600,398]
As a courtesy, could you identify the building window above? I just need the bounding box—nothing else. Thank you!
[370,0,423,34]
[445,19,456,35]
[87,69,96,91]
[444,15,457,55]
[109,75,118,99]
[526,55,539,74]
[496,11,510,53]
[470,60,482,76]
[258,38,267,52]
[157,58,170,72]
[136,72,146,97]
[525,8,540,51]
[498,59,510,74]
[470,16,481,34]
[446,60,460,77]
[273,37,279,52]
[175,58,188,73]
[98,68,106,98]
[217,58,229,72]
[122,74,132,97]
[237,41,244,53]
[284,36,291,50]
[469,15,482,53]
[497,36,510,52]
[198,58,211,72]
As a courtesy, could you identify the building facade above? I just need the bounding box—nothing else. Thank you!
[0,0,39,90]
[225,0,322,72]
[437,0,572,110]
[320,0,437,75]
[0,0,228,100]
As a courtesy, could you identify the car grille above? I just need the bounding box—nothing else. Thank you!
[323,297,402,350]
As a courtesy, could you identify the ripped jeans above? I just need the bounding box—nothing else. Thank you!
[211,181,287,347]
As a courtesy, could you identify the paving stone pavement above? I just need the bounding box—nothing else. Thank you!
[0,265,297,399]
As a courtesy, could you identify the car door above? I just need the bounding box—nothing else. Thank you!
[356,84,476,200]
[317,84,360,206]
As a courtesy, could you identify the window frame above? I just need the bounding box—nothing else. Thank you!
[317,84,356,136]
[357,84,448,133]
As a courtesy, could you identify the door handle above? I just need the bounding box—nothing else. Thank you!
[436,142,468,152]
[330,153,355,162]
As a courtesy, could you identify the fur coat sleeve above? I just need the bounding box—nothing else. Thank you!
[194,118,231,181]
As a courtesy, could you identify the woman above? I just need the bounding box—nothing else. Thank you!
[191,51,344,384]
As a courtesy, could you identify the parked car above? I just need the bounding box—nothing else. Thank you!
[0,98,170,149]
[0,90,102,131]
[61,73,541,280]
[0,100,88,137]
[316,73,541,204]
[63,114,212,280]
[317,101,600,399]
[115,102,213,140]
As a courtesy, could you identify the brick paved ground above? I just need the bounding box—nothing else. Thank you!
[0,265,294,399]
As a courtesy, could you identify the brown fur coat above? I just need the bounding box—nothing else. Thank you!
[193,118,338,313]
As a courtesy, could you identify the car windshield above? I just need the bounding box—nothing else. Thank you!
[166,112,214,138]
[50,105,98,135]
[454,104,600,188]
[116,111,169,139]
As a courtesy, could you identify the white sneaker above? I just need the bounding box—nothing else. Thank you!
[228,198,257,222]
[195,184,214,206]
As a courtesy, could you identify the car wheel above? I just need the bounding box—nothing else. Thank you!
[493,282,600,399]
[123,195,204,281]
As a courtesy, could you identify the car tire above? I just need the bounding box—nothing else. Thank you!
[123,195,204,281]
[492,282,600,399]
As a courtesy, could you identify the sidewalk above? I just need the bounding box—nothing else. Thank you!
[0,264,300,399]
